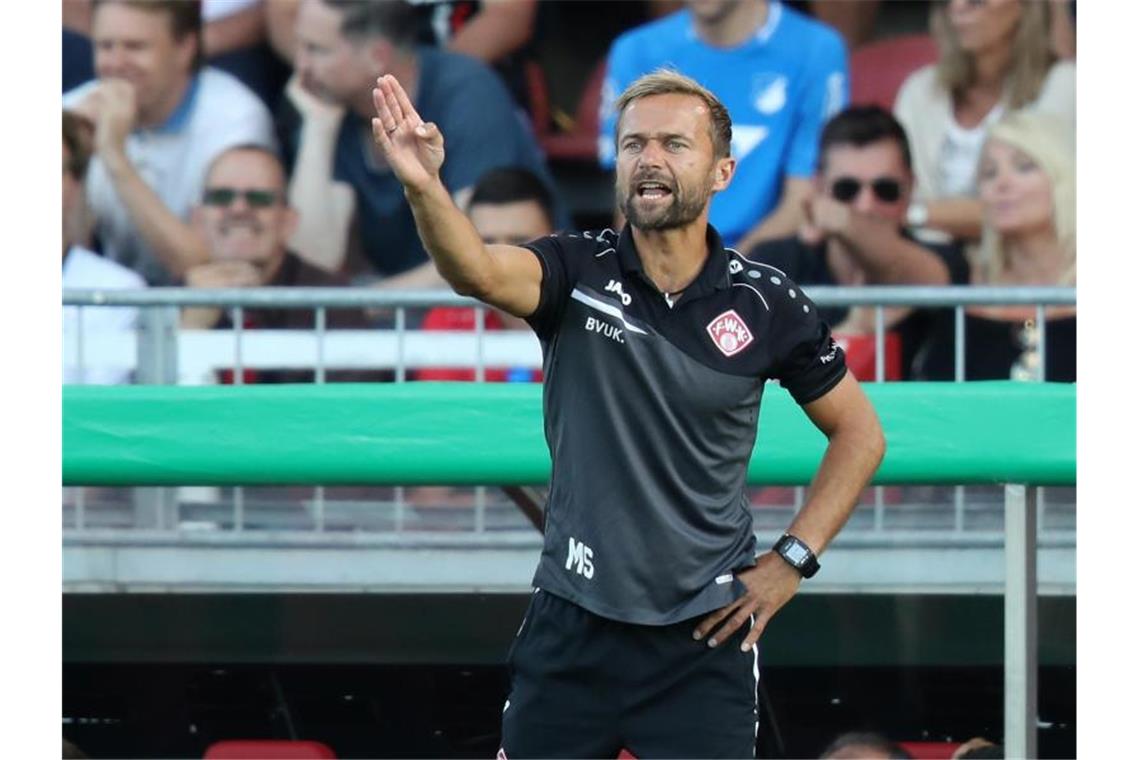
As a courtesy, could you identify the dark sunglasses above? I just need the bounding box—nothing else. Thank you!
[830,177,903,204]
[202,187,281,208]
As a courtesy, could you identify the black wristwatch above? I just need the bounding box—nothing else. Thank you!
[772,534,820,579]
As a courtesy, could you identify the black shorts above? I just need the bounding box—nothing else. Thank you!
[499,589,759,759]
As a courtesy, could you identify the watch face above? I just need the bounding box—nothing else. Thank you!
[784,541,809,565]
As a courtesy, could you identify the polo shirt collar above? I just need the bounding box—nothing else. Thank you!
[617,223,732,301]
[147,72,200,134]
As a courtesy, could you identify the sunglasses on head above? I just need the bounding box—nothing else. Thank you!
[830,177,903,204]
[202,187,280,208]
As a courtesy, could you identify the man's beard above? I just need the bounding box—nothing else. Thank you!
[620,172,714,232]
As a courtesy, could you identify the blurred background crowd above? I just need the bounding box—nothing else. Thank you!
[62,0,1077,386]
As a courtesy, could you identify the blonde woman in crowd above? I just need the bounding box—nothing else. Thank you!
[895,0,1074,243]
[913,112,1075,382]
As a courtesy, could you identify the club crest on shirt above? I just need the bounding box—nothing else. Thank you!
[706,310,754,357]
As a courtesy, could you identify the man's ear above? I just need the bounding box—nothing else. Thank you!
[174,32,198,76]
[712,156,736,193]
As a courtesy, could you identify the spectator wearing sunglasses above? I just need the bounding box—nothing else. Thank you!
[183,145,350,333]
[746,106,969,378]
[894,0,1074,244]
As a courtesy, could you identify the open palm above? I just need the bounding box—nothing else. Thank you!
[371,74,445,192]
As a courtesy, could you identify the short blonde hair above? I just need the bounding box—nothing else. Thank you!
[930,1,1056,110]
[976,112,1075,286]
[613,68,733,159]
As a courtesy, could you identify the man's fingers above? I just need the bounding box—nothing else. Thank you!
[692,602,739,644]
[381,76,406,125]
[416,122,443,149]
[371,117,392,148]
[740,610,772,652]
[706,606,754,648]
[389,74,424,127]
[372,85,398,134]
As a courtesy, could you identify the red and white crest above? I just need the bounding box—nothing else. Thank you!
[706,309,754,357]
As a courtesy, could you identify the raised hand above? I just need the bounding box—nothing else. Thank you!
[371,74,445,193]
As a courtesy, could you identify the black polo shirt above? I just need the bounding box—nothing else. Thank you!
[523,225,847,625]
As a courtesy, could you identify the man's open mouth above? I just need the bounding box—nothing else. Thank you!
[636,181,673,199]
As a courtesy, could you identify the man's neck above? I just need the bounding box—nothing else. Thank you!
[137,72,194,130]
[631,220,711,295]
[695,0,769,48]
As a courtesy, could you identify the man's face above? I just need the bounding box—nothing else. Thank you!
[615,93,731,232]
[469,200,553,246]
[193,150,296,281]
[92,3,195,119]
[294,0,378,105]
[818,140,912,224]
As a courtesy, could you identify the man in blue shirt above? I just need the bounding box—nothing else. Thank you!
[600,0,848,252]
[281,0,560,284]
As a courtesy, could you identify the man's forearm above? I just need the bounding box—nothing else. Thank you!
[102,151,209,279]
[736,177,813,251]
[288,119,355,272]
[787,397,885,556]
[836,213,951,284]
[405,178,496,296]
[925,197,984,242]
[447,0,536,63]
[372,259,450,290]
[737,199,803,251]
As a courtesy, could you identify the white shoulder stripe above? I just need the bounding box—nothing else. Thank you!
[732,282,770,311]
[725,247,787,277]
[570,288,649,334]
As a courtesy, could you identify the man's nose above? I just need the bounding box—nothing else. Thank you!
[853,185,877,214]
[99,44,128,75]
[637,140,666,167]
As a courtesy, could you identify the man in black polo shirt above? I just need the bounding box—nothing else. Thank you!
[372,69,885,758]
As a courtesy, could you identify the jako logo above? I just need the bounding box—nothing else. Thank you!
[565,537,595,579]
[585,316,624,344]
[706,309,754,357]
[605,279,632,306]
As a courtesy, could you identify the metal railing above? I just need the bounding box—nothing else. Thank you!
[62,285,1076,545]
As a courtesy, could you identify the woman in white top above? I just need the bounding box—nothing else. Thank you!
[894,0,1075,243]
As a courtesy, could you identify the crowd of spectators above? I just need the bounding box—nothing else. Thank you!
[62,0,1077,385]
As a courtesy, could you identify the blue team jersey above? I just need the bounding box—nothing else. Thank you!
[599,2,848,246]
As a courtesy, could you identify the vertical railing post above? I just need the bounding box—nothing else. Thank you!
[1004,483,1038,759]
[134,306,179,529]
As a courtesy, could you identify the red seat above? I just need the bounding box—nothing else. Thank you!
[204,740,336,759]
[898,740,962,759]
[849,34,940,109]
[833,331,903,382]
